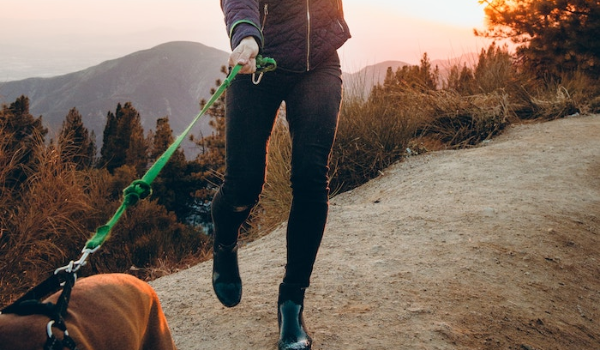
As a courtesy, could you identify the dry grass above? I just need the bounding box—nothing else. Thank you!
[245,115,292,242]
[330,92,423,193]
[512,71,600,120]
[0,140,95,305]
[420,90,513,148]
[0,136,209,307]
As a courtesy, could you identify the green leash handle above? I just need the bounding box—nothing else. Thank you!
[84,56,276,251]
[256,56,277,73]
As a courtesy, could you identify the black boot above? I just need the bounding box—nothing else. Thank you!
[212,242,242,307]
[277,283,312,350]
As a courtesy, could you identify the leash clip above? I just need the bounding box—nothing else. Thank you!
[54,246,100,275]
[252,55,277,84]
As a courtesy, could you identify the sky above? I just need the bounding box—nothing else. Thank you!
[0,0,493,79]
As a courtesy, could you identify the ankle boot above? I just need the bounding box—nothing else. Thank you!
[277,283,312,350]
[212,242,242,307]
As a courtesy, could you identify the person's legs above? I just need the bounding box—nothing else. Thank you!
[211,73,284,307]
[278,53,343,350]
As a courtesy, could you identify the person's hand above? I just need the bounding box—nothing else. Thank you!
[229,37,259,74]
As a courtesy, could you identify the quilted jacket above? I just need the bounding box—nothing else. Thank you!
[221,0,351,72]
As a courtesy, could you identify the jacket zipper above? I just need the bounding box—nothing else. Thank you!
[336,0,346,33]
[336,0,343,15]
[306,0,311,71]
[261,4,268,31]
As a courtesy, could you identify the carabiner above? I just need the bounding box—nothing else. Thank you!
[252,56,276,84]
[54,246,101,275]
[252,72,265,85]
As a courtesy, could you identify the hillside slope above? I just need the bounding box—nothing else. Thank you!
[0,41,228,154]
[151,114,600,350]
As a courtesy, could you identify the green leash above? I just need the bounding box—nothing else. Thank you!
[57,56,276,274]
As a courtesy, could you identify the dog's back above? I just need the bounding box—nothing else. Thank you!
[0,273,176,350]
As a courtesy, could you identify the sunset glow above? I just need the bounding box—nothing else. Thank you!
[0,0,490,78]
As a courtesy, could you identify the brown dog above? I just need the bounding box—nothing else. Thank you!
[0,273,177,350]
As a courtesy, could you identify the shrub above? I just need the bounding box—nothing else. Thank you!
[420,90,512,148]
[330,91,424,193]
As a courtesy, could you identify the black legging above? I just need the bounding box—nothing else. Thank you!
[211,53,342,288]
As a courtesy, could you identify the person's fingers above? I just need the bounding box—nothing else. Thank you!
[233,49,256,73]
[229,55,255,74]
[229,37,259,74]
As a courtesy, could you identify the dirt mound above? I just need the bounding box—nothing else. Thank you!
[151,114,600,350]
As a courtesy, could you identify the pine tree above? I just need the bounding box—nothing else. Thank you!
[99,102,148,175]
[444,64,475,94]
[99,109,118,170]
[417,52,440,90]
[477,0,600,77]
[189,67,228,227]
[124,108,148,176]
[149,117,176,161]
[473,42,514,93]
[58,107,96,169]
[148,116,195,221]
[0,95,48,188]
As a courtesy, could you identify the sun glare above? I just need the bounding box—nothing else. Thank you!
[344,0,487,28]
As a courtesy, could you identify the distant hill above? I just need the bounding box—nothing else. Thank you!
[0,41,229,156]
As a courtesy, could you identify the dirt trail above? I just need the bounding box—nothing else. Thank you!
[150,114,600,350]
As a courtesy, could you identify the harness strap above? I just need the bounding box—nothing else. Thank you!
[1,274,62,315]
[53,272,75,321]
[44,273,78,350]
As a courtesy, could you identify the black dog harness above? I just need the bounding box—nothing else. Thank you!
[1,272,79,350]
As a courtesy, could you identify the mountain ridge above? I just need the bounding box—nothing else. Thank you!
[0,41,228,155]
